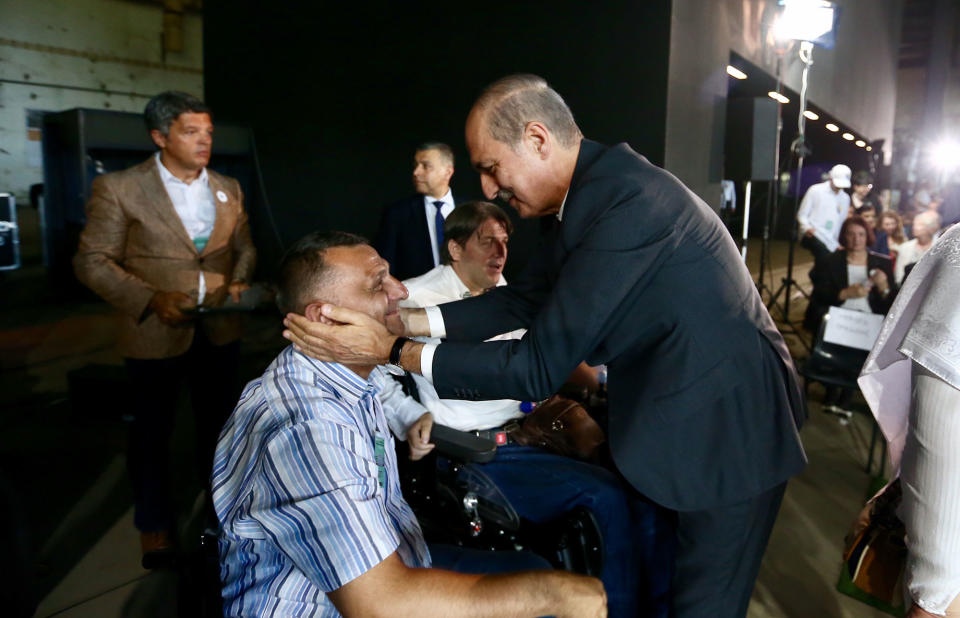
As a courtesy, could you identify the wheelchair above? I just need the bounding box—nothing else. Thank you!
[394,375,606,578]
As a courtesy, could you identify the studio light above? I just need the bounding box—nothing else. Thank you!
[855,139,866,147]
[930,139,960,172]
[762,0,840,322]
[803,110,820,120]
[842,132,854,141]
[773,0,838,46]
[825,123,839,132]
[726,66,747,79]
[768,91,790,104]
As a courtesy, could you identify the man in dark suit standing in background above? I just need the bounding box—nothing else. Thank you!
[285,74,807,617]
[375,142,456,281]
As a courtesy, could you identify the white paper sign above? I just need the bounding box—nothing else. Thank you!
[822,306,885,351]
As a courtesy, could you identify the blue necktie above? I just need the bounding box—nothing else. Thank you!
[433,200,445,257]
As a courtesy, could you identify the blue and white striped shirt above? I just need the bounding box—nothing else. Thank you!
[212,346,431,617]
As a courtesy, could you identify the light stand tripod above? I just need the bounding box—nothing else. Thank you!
[764,41,816,350]
[754,55,785,301]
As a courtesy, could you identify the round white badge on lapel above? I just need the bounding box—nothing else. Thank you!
[216,190,228,203]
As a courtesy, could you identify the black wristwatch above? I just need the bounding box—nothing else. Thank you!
[387,336,411,374]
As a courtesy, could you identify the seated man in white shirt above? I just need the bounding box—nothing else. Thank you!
[388,201,672,618]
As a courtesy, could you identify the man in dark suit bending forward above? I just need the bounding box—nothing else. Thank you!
[284,74,807,617]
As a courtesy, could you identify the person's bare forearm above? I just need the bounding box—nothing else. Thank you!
[400,307,431,337]
[327,553,606,617]
[462,570,605,618]
[332,560,605,618]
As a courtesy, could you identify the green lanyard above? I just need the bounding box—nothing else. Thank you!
[374,431,386,490]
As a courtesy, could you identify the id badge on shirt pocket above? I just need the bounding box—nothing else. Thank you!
[374,431,386,490]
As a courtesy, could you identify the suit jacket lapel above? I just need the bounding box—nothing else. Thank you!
[203,171,237,257]
[136,158,198,254]
[410,195,433,258]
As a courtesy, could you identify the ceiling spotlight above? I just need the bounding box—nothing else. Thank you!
[825,123,839,132]
[768,91,790,104]
[866,146,873,151]
[803,110,820,120]
[855,140,866,147]
[842,132,855,141]
[726,66,747,80]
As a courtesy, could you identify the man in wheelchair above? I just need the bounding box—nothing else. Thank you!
[386,202,673,618]
[211,231,605,617]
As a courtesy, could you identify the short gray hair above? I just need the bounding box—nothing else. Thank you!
[144,91,211,136]
[474,74,581,149]
[913,210,941,235]
[416,142,454,167]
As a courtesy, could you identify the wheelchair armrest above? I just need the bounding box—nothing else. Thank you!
[430,424,498,464]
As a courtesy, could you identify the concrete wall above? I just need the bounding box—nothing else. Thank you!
[0,0,203,202]
[664,0,902,207]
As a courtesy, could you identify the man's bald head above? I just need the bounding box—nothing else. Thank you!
[472,74,582,150]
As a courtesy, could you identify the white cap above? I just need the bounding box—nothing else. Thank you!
[829,164,852,188]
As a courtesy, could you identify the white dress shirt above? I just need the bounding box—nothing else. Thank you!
[420,190,568,383]
[894,239,931,285]
[393,265,524,433]
[841,263,872,314]
[796,180,850,252]
[422,189,455,268]
[155,152,216,302]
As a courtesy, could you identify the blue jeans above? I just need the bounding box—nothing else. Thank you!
[428,543,552,573]
[475,444,674,618]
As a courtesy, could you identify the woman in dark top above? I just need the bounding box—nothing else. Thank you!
[804,215,898,415]
[804,215,898,333]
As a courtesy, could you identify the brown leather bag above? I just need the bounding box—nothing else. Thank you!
[508,395,606,461]
[841,479,907,609]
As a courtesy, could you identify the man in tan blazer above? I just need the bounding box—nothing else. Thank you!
[74,91,256,567]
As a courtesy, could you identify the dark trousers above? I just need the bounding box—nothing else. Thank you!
[800,234,832,261]
[125,331,240,533]
[670,482,787,618]
[478,444,675,618]
[428,543,552,574]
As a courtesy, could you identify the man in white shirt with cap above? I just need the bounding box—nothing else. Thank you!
[796,164,852,260]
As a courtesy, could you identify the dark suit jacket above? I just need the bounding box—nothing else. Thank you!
[432,140,807,511]
[375,195,437,281]
[803,250,897,332]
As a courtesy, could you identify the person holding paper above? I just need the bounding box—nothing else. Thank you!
[796,164,852,260]
[804,215,897,415]
[804,215,897,333]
